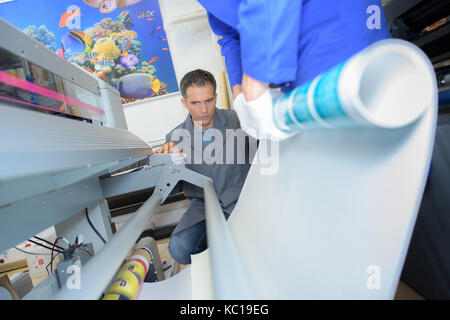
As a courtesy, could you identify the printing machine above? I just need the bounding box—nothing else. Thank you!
[0,17,210,299]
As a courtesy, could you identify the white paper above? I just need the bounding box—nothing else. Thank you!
[138,265,192,300]
[190,250,214,300]
[138,58,437,298]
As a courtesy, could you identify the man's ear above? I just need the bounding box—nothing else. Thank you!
[181,98,188,110]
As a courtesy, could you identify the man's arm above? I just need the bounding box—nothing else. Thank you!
[207,12,243,99]
[238,0,302,99]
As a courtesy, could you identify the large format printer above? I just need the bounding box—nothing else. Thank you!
[0,17,210,299]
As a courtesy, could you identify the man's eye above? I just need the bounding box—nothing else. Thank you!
[206,99,213,103]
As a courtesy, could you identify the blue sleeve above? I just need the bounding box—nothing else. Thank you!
[207,12,243,88]
[237,0,302,85]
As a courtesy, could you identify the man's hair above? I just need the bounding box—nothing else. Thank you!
[180,69,216,99]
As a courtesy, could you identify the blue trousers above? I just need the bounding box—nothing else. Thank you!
[169,212,230,265]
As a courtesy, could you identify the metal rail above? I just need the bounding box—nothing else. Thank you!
[51,192,163,300]
[203,179,253,299]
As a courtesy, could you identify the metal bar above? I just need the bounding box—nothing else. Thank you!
[1,158,139,207]
[0,104,152,182]
[0,178,104,254]
[203,179,253,299]
[101,153,211,201]
[52,161,119,189]
[176,165,211,189]
[51,192,163,300]
[101,165,162,198]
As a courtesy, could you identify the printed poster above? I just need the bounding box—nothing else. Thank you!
[0,0,179,104]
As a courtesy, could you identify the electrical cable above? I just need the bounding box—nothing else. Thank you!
[45,237,63,275]
[33,236,65,251]
[76,247,93,257]
[46,252,62,276]
[49,237,63,274]
[27,239,63,253]
[85,208,106,244]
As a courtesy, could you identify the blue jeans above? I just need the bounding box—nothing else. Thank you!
[169,212,230,265]
[169,220,207,265]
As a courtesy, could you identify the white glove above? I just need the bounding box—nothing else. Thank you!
[233,89,297,140]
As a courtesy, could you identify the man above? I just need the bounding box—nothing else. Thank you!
[196,0,392,138]
[155,69,255,265]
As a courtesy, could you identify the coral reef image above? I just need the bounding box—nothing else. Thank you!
[22,25,58,52]
[57,16,169,103]
[3,0,178,105]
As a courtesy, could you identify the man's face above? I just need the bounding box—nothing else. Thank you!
[181,84,217,130]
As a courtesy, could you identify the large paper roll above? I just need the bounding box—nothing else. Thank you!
[274,39,435,132]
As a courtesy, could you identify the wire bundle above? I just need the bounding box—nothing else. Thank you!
[16,207,103,275]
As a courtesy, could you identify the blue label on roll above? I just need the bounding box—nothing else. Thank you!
[313,62,347,120]
[274,81,315,130]
[273,60,351,130]
[291,82,315,123]
[273,96,297,131]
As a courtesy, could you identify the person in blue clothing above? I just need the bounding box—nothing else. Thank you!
[197,0,392,138]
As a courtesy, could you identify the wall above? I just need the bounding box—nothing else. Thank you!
[118,0,230,234]
[123,0,231,147]
[123,92,187,147]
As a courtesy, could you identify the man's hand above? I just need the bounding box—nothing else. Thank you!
[154,141,187,158]
[242,73,269,102]
[155,141,178,154]
[232,84,243,100]
[233,90,298,141]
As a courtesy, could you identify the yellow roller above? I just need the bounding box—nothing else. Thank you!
[103,293,130,300]
[105,269,141,300]
[124,260,146,283]
[103,242,154,300]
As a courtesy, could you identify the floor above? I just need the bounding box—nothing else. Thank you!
[394,281,424,300]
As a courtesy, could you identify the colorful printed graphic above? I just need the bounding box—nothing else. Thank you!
[0,0,179,104]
